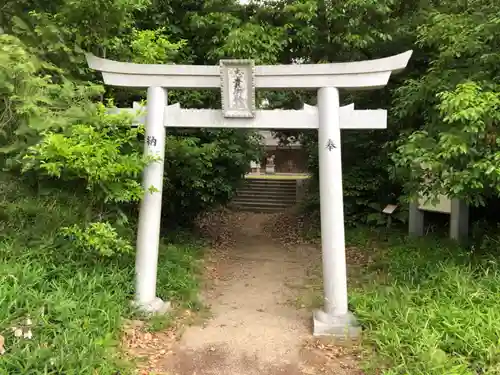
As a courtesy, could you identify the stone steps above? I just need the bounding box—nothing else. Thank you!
[231,178,298,212]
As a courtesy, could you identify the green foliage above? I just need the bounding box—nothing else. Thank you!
[349,230,500,375]
[163,130,263,226]
[22,105,149,204]
[50,0,150,53]
[0,34,101,160]
[111,27,188,63]
[390,0,500,205]
[3,0,151,68]
[60,221,134,257]
[20,104,152,252]
[392,82,500,207]
[188,9,243,63]
[208,22,287,63]
[16,99,151,261]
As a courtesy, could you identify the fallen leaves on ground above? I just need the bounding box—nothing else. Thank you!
[121,314,184,374]
[194,207,239,249]
[261,208,320,248]
[345,246,375,267]
[301,339,365,375]
[195,205,321,249]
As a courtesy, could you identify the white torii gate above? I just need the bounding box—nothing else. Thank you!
[87,52,412,337]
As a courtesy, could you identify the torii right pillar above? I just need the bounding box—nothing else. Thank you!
[313,52,412,336]
[314,86,358,337]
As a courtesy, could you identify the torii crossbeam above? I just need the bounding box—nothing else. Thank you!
[88,51,412,337]
[115,102,387,130]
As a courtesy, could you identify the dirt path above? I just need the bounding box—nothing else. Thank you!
[165,213,316,374]
[127,212,363,375]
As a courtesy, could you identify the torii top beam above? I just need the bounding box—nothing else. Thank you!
[85,51,412,90]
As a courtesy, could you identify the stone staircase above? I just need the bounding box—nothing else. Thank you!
[231,178,298,212]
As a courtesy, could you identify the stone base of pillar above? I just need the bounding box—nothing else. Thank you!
[131,297,171,315]
[312,309,361,339]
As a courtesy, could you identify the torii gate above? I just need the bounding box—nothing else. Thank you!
[87,52,412,337]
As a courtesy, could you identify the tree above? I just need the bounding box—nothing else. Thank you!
[0,34,101,164]
[1,0,266,228]
[390,0,500,207]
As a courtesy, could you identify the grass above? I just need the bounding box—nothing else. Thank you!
[306,227,500,375]
[0,173,204,374]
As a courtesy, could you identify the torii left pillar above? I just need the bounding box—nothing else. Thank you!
[133,86,171,313]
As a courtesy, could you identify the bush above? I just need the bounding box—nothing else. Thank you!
[0,34,101,163]
[60,221,134,257]
[22,105,149,205]
[162,129,262,227]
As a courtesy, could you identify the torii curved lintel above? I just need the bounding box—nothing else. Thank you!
[86,51,413,90]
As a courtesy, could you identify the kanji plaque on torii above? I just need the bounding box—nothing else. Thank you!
[220,59,256,118]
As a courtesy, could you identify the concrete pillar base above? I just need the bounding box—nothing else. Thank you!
[408,202,424,237]
[131,297,171,315]
[450,199,469,244]
[312,309,361,339]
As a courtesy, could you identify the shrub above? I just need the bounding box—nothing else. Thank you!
[0,34,101,163]
[22,105,149,205]
[162,129,262,227]
[60,222,134,257]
